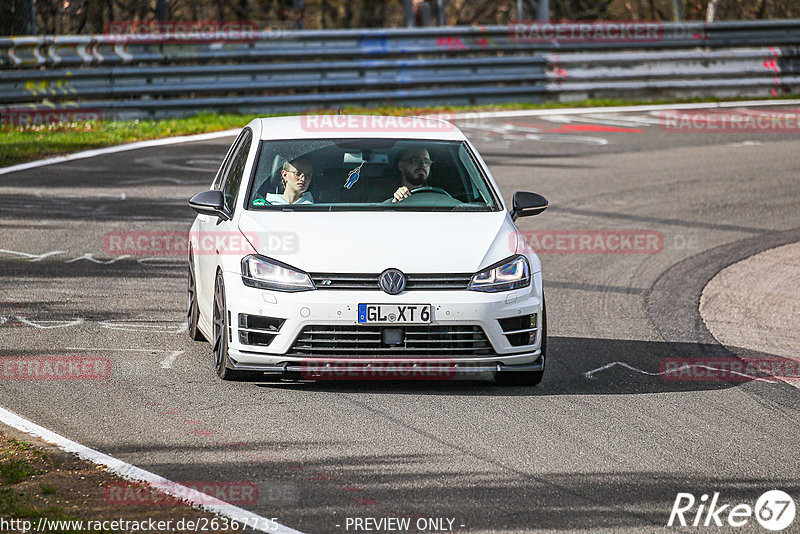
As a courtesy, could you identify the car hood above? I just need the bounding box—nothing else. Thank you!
[237,210,517,273]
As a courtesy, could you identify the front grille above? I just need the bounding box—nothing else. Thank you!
[287,324,495,357]
[238,313,285,346]
[310,273,472,291]
[498,314,536,347]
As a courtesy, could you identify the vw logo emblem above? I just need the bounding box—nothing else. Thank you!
[379,269,406,295]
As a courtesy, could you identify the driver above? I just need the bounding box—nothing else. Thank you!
[391,147,434,202]
[264,157,314,205]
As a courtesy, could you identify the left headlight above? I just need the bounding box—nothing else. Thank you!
[468,255,530,292]
[241,255,315,292]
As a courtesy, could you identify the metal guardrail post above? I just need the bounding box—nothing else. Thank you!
[537,0,549,22]
[156,0,169,22]
[23,0,37,35]
[403,0,416,28]
[671,0,682,22]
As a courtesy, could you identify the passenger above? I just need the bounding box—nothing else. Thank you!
[266,157,315,205]
[390,147,434,202]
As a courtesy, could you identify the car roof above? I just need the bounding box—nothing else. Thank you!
[255,115,467,141]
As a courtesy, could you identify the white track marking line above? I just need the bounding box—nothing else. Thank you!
[497,123,542,133]
[14,316,85,329]
[538,114,645,128]
[588,113,663,126]
[0,129,241,176]
[527,133,609,145]
[66,347,176,352]
[724,107,800,117]
[649,107,800,119]
[452,99,800,120]
[2,101,797,178]
[3,318,184,333]
[0,406,303,534]
[467,123,609,146]
[160,351,184,369]
[98,321,185,334]
[726,141,763,147]
[65,253,132,264]
[119,177,197,185]
[537,112,661,127]
[0,249,66,262]
[186,158,222,166]
[584,361,777,382]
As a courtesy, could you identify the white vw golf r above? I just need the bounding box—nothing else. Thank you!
[188,115,549,385]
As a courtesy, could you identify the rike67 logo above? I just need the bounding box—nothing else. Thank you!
[668,490,796,530]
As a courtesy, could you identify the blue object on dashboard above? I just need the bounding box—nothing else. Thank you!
[344,161,365,189]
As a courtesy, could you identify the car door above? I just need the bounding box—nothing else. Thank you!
[195,128,252,320]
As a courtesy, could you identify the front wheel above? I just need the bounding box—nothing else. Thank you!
[496,298,546,387]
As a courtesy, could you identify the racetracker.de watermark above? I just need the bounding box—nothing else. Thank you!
[301,360,461,380]
[1,356,111,380]
[299,114,456,133]
[660,110,800,132]
[104,20,259,42]
[103,230,299,256]
[510,20,664,43]
[515,230,664,254]
[1,108,102,126]
[661,357,800,382]
[104,481,258,507]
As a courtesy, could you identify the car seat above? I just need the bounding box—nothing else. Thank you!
[254,155,287,199]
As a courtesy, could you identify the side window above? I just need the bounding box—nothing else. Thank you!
[458,143,494,205]
[212,135,240,190]
[220,129,253,214]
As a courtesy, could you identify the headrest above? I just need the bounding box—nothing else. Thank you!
[269,155,286,193]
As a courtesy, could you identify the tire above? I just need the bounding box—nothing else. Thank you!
[213,271,239,380]
[187,253,206,342]
[496,297,546,387]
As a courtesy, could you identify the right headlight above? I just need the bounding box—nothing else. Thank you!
[241,255,315,292]
[468,255,530,292]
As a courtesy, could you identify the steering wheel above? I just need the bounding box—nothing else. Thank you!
[409,186,452,197]
[384,186,453,203]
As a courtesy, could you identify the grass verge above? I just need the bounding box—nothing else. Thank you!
[1,95,798,168]
[0,428,249,533]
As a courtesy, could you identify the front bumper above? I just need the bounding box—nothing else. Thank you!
[221,269,544,370]
[228,358,543,381]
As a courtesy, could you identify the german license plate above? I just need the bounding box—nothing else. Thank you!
[357,304,431,324]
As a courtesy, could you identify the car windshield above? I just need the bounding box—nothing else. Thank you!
[246,139,500,212]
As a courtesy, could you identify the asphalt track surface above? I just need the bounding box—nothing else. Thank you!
[2,106,800,533]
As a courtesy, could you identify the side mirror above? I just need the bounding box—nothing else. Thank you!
[510,191,548,220]
[189,190,230,220]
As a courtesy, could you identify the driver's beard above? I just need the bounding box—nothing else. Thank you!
[406,171,427,187]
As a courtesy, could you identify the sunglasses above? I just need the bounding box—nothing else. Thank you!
[286,167,313,179]
[401,156,434,167]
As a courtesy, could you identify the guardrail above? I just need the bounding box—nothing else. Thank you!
[1,20,800,121]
